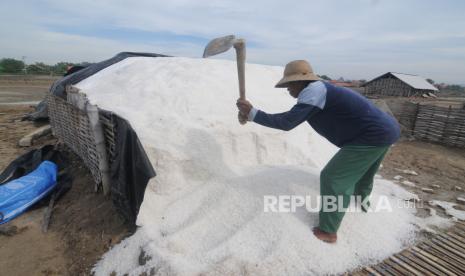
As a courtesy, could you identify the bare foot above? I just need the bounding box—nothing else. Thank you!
[312,227,337,243]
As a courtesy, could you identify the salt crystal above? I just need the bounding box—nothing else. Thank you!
[402,169,418,176]
[430,200,465,221]
[401,180,416,187]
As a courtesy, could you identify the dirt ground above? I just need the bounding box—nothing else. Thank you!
[380,137,465,220]
[1,81,465,275]
[0,75,53,104]
[382,139,465,199]
[0,104,130,273]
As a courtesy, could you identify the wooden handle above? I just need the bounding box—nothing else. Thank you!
[234,39,246,100]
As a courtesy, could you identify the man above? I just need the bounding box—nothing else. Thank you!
[236,60,400,243]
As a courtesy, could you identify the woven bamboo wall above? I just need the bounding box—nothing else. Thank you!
[414,104,465,147]
[365,78,413,97]
[397,102,419,135]
[397,101,465,148]
[47,94,115,191]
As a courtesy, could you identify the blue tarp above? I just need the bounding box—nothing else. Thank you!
[0,161,57,224]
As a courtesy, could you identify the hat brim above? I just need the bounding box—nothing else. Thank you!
[275,73,321,88]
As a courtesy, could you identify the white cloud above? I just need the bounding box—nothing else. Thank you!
[1,0,464,83]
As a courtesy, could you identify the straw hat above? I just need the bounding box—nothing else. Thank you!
[275,60,320,88]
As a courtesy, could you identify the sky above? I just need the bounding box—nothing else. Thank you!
[1,0,464,84]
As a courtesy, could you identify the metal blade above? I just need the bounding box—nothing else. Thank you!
[203,35,236,58]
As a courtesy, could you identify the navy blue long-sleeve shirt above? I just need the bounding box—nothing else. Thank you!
[249,81,400,147]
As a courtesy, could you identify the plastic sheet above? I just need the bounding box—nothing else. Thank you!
[0,161,57,224]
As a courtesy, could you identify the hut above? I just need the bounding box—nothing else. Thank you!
[363,72,438,97]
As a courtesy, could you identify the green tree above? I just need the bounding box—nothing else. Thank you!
[446,84,464,92]
[0,58,25,73]
[319,75,332,80]
[426,78,435,84]
[26,62,52,75]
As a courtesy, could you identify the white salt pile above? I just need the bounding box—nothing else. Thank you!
[76,57,449,275]
[415,207,453,234]
[430,200,465,221]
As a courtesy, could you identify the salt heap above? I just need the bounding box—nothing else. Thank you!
[76,57,436,275]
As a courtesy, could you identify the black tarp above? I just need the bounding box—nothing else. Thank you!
[23,52,163,225]
[101,110,156,225]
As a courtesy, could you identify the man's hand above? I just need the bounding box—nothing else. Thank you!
[236,99,253,117]
[238,111,247,125]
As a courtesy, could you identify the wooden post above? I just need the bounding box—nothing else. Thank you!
[441,105,452,144]
[411,103,420,136]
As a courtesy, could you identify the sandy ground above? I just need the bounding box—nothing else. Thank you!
[0,81,464,275]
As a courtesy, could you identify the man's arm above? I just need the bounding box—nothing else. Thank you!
[250,103,320,131]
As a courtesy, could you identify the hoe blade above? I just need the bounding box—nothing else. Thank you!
[203,35,236,58]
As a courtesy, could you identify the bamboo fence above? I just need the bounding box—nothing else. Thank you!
[397,102,465,148]
[47,89,115,194]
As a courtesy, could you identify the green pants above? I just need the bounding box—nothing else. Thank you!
[318,145,390,233]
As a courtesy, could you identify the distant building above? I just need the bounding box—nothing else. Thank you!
[329,80,357,88]
[363,72,438,97]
